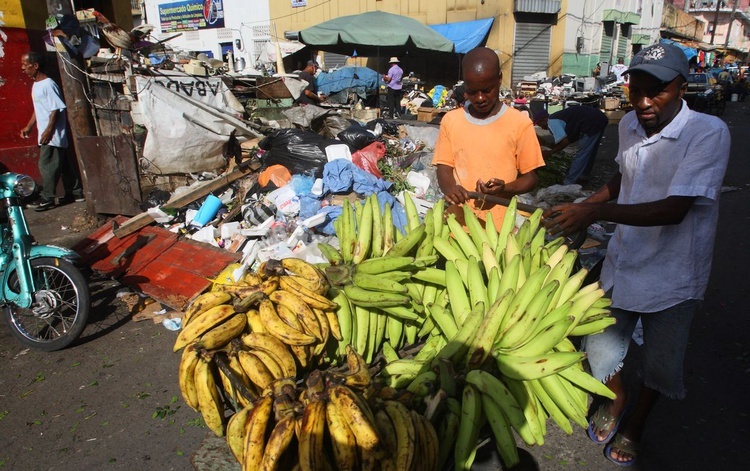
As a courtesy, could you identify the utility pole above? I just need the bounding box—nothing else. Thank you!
[724,0,738,49]
[46,0,96,212]
[710,0,722,44]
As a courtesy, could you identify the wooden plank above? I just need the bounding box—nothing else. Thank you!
[113,166,257,238]
[76,136,142,215]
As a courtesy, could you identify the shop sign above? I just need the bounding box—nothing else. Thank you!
[159,0,225,32]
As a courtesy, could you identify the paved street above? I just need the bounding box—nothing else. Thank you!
[0,100,747,470]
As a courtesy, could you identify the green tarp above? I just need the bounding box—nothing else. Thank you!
[299,11,454,57]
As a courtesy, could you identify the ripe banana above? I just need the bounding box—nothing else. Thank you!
[196,313,246,350]
[280,258,327,289]
[260,413,296,471]
[298,399,329,471]
[240,332,297,378]
[194,355,225,437]
[243,394,273,471]
[278,276,337,310]
[174,304,236,352]
[258,299,316,346]
[183,291,232,326]
[268,290,323,341]
[226,404,253,463]
[237,350,276,390]
[326,399,359,470]
[178,342,201,411]
[382,400,416,471]
[328,384,382,455]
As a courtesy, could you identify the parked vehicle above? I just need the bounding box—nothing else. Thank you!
[685,73,725,116]
[0,173,90,351]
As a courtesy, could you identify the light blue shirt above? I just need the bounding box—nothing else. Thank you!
[600,101,730,312]
[548,118,567,144]
[32,78,68,148]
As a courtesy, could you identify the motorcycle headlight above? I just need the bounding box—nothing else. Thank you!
[13,175,36,198]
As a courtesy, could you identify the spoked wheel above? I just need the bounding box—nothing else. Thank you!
[3,257,90,351]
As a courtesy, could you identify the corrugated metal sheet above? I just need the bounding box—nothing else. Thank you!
[514,0,561,14]
[512,22,552,85]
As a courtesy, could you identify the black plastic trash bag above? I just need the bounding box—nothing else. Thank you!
[258,129,337,178]
[337,124,378,152]
[365,118,399,137]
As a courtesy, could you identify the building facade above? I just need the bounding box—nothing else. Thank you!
[143,0,272,71]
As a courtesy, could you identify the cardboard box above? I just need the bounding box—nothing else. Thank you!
[417,107,439,122]
[603,97,619,111]
[353,108,380,121]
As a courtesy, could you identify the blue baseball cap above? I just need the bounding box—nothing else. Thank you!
[623,43,689,83]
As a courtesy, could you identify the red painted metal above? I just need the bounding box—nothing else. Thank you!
[1,27,43,180]
[74,217,241,310]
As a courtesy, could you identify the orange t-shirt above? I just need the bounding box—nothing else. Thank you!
[432,104,544,226]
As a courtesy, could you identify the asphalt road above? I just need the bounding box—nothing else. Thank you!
[0,100,747,470]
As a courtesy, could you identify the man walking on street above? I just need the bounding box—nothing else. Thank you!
[533,105,608,185]
[20,51,84,211]
[544,43,730,466]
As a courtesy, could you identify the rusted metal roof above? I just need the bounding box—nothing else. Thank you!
[74,217,241,310]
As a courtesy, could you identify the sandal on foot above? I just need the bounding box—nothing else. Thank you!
[604,433,640,466]
[587,403,626,444]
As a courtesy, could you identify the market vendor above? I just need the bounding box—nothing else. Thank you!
[432,47,544,226]
[544,42,730,466]
[382,56,404,118]
[533,105,608,185]
[296,60,325,105]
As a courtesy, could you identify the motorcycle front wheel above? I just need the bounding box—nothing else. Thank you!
[3,257,91,351]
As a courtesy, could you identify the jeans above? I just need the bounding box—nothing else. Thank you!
[38,145,83,202]
[564,130,605,185]
[582,299,700,399]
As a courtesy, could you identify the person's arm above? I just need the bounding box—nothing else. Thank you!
[545,172,696,236]
[542,136,569,158]
[303,89,324,103]
[20,112,36,139]
[436,164,469,205]
[39,109,60,145]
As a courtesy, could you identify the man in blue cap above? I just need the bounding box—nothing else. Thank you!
[544,43,730,466]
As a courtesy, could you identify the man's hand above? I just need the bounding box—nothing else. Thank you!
[476,178,505,196]
[543,203,597,237]
[442,184,470,206]
[40,129,53,145]
[20,127,32,139]
[542,149,553,159]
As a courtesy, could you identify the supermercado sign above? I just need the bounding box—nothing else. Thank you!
[159,0,225,32]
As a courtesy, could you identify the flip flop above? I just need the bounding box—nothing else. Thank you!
[604,433,640,467]
[587,403,627,444]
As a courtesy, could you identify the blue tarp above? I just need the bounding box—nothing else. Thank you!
[429,18,494,54]
[315,66,383,96]
[659,39,697,61]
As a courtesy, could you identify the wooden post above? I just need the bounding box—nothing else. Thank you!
[46,0,97,214]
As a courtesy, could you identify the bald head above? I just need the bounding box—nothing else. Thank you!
[463,47,500,79]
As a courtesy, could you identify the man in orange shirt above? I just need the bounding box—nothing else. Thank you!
[432,47,544,226]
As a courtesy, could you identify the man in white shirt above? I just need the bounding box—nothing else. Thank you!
[545,43,730,466]
[20,51,84,211]
[611,57,629,83]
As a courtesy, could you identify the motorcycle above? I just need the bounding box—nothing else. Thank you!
[0,173,90,351]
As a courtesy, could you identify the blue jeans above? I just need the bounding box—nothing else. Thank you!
[581,299,700,399]
[564,130,604,185]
